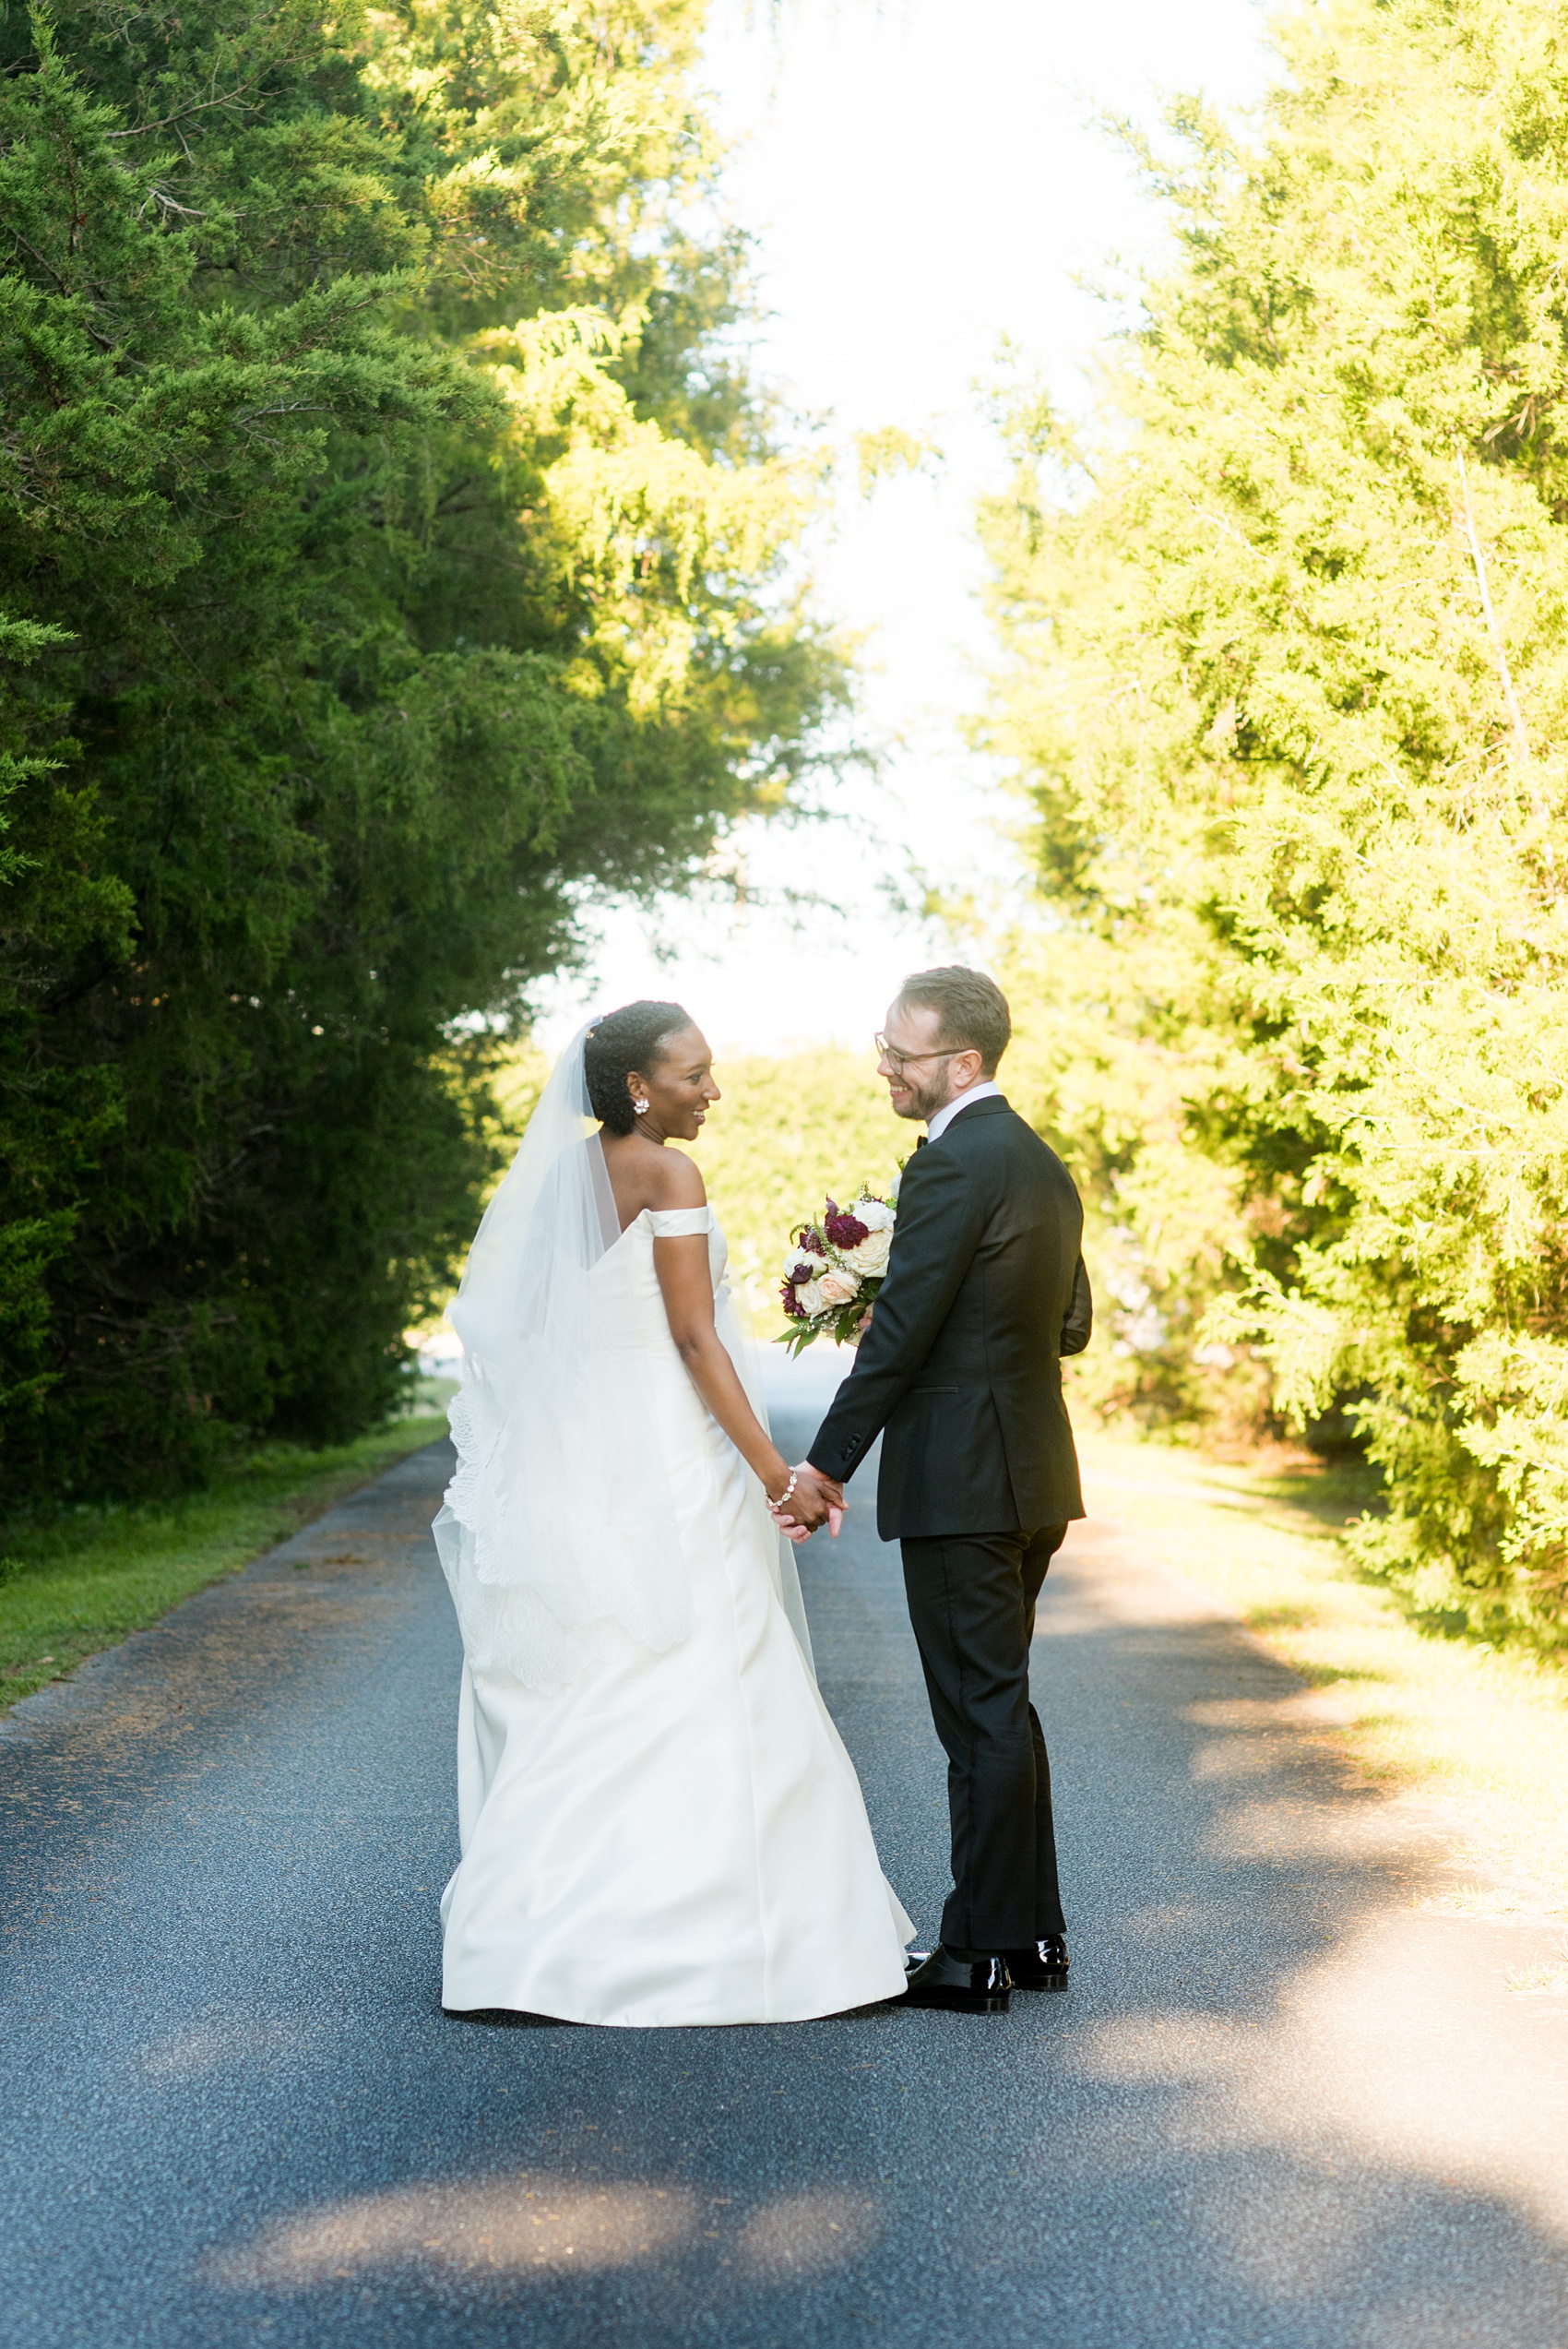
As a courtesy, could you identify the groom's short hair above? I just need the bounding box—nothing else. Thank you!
[897,966,1012,1076]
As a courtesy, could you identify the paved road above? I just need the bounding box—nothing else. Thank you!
[4,1385,1568,2349]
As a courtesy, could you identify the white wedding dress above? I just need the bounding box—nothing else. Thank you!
[436,1203,913,2027]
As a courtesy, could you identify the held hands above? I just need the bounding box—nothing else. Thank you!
[767,1461,846,1543]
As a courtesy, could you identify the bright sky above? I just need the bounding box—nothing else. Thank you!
[533,0,1274,1058]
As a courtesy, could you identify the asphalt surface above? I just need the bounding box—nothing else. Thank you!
[4,1377,1568,2349]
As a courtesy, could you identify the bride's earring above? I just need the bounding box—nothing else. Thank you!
[634,1098,650,1115]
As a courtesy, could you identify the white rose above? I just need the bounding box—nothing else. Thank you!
[840,1227,891,1278]
[796,1277,828,1317]
[783,1244,828,1281]
[853,1197,897,1233]
[817,1267,862,1307]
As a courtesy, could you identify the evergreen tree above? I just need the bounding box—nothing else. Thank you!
[980,0,1568,1639]
[0,0,844,1495]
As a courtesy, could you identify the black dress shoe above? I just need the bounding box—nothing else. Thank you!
[1003,1935,1069,1990]
[899,1945,1011,2013]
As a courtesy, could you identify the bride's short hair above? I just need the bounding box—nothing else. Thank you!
[585,1000,691,1133]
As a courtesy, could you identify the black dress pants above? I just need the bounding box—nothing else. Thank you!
[900,1523,1067,1953]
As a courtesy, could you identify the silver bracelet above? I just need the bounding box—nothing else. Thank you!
[768,1467,799,1513]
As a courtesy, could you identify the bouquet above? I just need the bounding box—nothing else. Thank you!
[778,1187,897,1354]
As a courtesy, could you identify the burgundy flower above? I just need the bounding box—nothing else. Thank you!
[824,1198,870,1251]
[779,1280,807,1321]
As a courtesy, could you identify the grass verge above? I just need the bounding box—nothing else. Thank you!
[1079,1430,1568,1909]
[0,1413,450,1719]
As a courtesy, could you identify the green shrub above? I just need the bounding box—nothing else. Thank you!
[0,0,845,1498]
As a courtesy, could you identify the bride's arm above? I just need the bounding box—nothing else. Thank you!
[654,1235,837,1531]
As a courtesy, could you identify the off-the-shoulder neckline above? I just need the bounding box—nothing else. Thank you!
[607,1202,711,1242]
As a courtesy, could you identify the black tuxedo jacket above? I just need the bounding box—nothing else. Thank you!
[806,1094,1091,1541]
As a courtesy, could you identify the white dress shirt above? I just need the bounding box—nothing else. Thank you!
[924,1079,1004,1145]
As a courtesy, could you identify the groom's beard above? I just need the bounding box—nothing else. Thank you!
[898,1072,957,1124]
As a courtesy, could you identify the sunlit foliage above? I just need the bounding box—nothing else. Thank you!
[980,0,1568,1640]
[696,1047,906,1326]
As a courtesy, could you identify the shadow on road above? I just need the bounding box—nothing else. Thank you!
[2,1430,1566,2348]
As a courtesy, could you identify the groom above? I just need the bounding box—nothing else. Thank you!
[800,966,1091,2014]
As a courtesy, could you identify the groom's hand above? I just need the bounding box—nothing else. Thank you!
[775,1464,844,1537]
[786,1465,836,1531]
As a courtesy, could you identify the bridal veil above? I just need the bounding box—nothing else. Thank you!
[434,1023,689,1691]
[434,1021,814,1691]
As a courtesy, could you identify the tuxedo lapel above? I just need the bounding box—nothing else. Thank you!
[807,1087,1087,1538]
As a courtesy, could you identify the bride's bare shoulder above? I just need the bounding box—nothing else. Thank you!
[647,1148,707,1210]
[600,1131,707,1226]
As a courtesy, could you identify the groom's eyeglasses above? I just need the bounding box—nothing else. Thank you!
[874,1034,955,1076]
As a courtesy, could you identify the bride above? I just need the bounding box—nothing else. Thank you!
[433,1000,913,2026]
